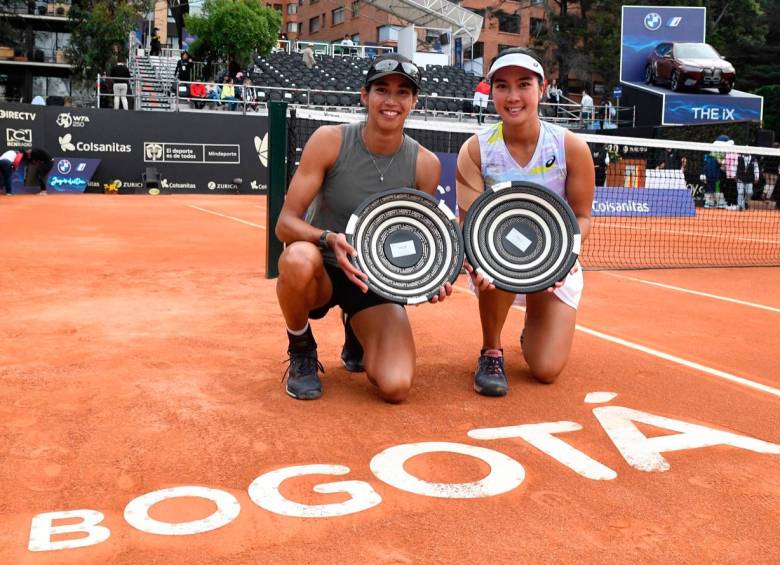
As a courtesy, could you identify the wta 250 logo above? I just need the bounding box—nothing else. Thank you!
[56,113,90,128]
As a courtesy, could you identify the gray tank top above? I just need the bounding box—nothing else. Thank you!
[311,121,419,265]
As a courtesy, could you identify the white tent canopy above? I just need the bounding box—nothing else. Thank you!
[362,0,483,49]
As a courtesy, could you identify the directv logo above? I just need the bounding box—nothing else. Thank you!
[667,17,682,27]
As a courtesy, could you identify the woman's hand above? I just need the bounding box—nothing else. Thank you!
[427,282,453,304]
[463,259,495,292]
[546,263,579,293]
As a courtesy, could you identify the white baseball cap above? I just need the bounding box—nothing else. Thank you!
[487,52,545,82]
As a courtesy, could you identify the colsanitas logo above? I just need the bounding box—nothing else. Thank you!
[59,134,131,153]
[0,109,36,120]
[160,179,196,190]
[255,134,268,167]
[592,200,650,213]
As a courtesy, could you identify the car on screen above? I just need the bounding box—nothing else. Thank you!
[645,42,735,94]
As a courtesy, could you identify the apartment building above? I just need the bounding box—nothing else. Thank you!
[270,0,548,75]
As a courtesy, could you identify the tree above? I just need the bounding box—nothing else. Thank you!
[66,0,151,80]
[184,0,281,69]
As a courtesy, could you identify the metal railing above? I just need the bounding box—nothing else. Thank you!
[166,79,636,128]
[273,39,394,59]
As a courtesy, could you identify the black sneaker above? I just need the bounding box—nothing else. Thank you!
[473,349,508,397]
[284,329,324,400]
[340,311,365,372]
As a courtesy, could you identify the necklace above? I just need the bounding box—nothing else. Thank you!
[362,127,403,183]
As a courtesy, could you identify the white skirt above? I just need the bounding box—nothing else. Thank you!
[467,260,583,310]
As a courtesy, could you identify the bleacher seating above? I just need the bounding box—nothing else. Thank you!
[250,52,482,110]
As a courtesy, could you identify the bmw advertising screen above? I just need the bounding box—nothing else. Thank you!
[621,6,706,84]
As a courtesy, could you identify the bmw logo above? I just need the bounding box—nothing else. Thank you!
[57,159,72,175]
[644,12,662,31]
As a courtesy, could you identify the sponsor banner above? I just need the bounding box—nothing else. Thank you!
[620,6,705,83]
[1,103,44,154]
[593,187,695,217]
[47,158,101,193]
[662,92,762,125]
[0,102,269,194]
[6,127,33,149]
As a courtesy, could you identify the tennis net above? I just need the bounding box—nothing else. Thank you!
[285,108,780,270]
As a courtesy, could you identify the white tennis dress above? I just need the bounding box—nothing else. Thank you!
[474,120,583,309]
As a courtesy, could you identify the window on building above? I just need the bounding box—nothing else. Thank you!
[332,7,344,25]
[287,3,297,14]
[530,17,544,37]
[351,0,360,17]
[464,41,483,61]
[273,4,282,12]
[287,21,299,33]
[309,16,320,33]
[496,10,520,34]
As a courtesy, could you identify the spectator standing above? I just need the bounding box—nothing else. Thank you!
[472,77,490,124]
[301,45,315,69]
[719,139,739,209]
[546,78,561,117]
[149,28,161,56]
[109,57,131,110]
[735,152,759,211]
[603,97,616,128]
[243,77,259,111]
[580,89,594,128]
[761,142,779,202]
[175,52,192,82]
[340,34,354,56]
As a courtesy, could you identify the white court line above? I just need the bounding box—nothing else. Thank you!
[187,204,266,230]
[602,272,780,314]
[450,285,780,398]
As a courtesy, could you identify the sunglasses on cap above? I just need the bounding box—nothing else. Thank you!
[366,58,421,88]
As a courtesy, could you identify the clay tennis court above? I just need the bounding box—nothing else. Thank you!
[2,194,778,563]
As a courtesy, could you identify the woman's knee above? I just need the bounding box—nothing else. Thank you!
[527,357,567,384]
[377,377,412,403]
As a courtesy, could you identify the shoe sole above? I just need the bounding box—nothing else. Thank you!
[340,357,365,373]
[285,386,322,400]
[473,382,508,397]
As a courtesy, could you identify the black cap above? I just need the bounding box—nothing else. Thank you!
[365,54,422,91]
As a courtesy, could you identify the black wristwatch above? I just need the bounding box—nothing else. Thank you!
[318,229,333,251]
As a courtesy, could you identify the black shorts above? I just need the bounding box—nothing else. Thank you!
[309,262,400,320]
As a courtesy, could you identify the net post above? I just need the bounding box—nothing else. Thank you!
[266,101,288,279]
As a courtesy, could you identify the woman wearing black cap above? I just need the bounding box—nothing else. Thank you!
[274,54,447,403]
[457,47,595,397]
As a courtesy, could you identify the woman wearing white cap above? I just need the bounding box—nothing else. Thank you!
[456,47,595,397]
